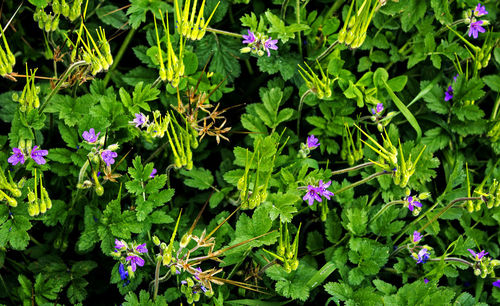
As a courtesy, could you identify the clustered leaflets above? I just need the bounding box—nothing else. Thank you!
[12,65,41,112]
[263,222,300,273]
[154,10,185,87]
[131,111,195,170]
[338,0,385,49]
[76,129,120,196]
[8,140,48,166]
[298,61,334,99]
[112,239,148,278]
[26,169,53,216]
[173,0,220,41]
[240,29,279,57]
[0,25,15,77]
[466,3,488,39]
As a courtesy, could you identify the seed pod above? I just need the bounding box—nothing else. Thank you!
[39,198,47,214]
[95,185,104,196]
[61,0,70,17]
[163,252,172,265]
[193,292,200,302]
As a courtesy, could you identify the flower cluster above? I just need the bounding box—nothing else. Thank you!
[413,248,430,264]
[298,135,320,158]
[467,3,488,39]
[240,29,278,57]
[112,239,148,279]
[8,145,48,166]
[467,248,500,280]
[303,180,334,206]
[371,103,384,116]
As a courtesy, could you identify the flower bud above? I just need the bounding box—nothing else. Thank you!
[290,259,299,271]
[107,143,119,151]
[95,185,104,196]
[180,234,192,248]
[152,236,161,246]
[39,199,47,214]
[163,252,172,265]
[160,242,167,250]
[193,292,201,302]
[418,192,431,200]
[187,277,194,287]
[127,265,135,278]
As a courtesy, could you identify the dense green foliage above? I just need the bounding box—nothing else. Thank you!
[1,0,500,304]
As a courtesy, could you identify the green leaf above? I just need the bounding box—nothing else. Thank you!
[196,35,241,81]
[97,5,129,29]
[483,75,500,92]
[373,279,397,295]
[430,0,453,25]
[58,123,79,149]
[266,261,317,301]
[267,192,299,223]
[383,79,422,142]
[306,261,336,290]
[324,281,353,302]
[180,167,214,190]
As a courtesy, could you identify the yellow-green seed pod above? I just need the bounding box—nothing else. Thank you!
[51,16,59,31]
[34,201,40,216]
[95,185,104,196]
[338,28,346,43]
[345,30,356,45]
[28,203,37,216]
[62,0,70,17]
[39,199,47,214]
[153,235,161,246]
[186,277,194,287]
[466,201,474,213]
[180,233,191,248]
[193,292,200,302]
[290,259,299,271]
[163,252,172,265]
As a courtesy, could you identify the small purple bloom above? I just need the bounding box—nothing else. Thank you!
[444,85,453,101]
[264,38,278,57]
[317,180,334,200]
[126,255,145,272]
[493,280,500,288]
[303,185,322,206]
[82,128,100,143]
[181,280,188,285]
[119,263,129,280]
[115,239,127,250]
[101,150,118,167]
[468,20,485,39]
[413,231,423,243]
[468,249,488,260]
[415,248,430,264]
[474,3,488,17]
[371,103,384,115]
[424,278,429,284]
[150,168,157,178]
[30,146,48,165]
[132,113,148,128]
[194,267,202,280]
[201,286,208,293]
[453,74,459,82]
[407,196,422,212]
[242,29,256,44]
[8,148,25,165]
[306,135,320,150]
[135,243,148,253]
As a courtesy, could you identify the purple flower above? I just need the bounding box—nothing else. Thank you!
[132,113,148,128]
[468,20,485,39]
[493,280,500,288]
[30,146,48,165]
[317,180,334,200]
[264,38,278,57]
[306,135,320,150]
[474,3,488,17]
[303,185,322,206]
[8,148,25,165]
[201,285,208,293]
[371,103,384,115]
[194,267,202,280]
[82,128,100,143]
[453,74,459,82]
[135,243,148,253]
[119,263,129,280]
[126,255,145,272]
[181,280,188,285]
[150,168,157,178]
[115,239,127,250]
[101,150,117,167]
[407,196,422,212]
[468,249,488,260]
[242,29,256,44]
[424,278,429,284]
[413,231,423,243]
[444,85,453,101]
[414,248,430,264]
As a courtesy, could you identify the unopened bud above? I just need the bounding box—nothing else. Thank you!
[180,234,191,248]
[152,236,160,246]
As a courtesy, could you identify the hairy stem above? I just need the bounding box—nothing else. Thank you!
[370,200,406,224]
[315,40,339,62]
[330,162,374,176]
[334,171,390,195]
[206,27,243,38]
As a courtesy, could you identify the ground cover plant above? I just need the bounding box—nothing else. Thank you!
[0,0,500,304]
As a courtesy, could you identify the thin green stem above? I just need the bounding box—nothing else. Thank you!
[491,96,500,120]
[206,27,243,38]
[103,28,136,87]
[370,200,406,224]
[428,257,473,267]
[315,40,339,62]
[334,171,390,195]
[417,197,481,233]
[330,162,374,176]
[153,250,162,301]
[325,0,345,18]
[39,60,88,113]
[296,0,303,57]
[152,76,163,88]
[297,89,313,137]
